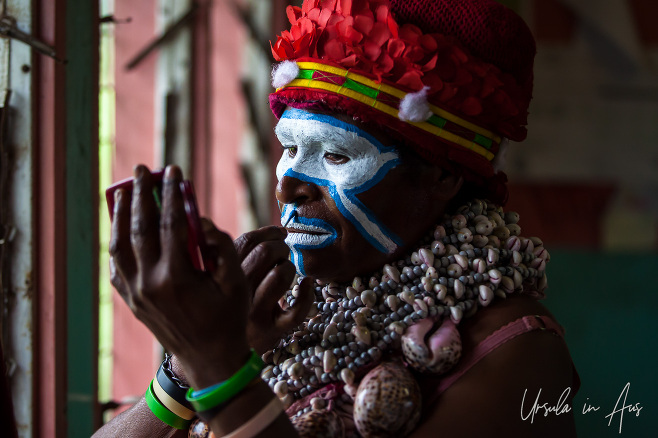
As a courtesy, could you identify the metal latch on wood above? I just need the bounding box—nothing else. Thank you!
[0,15,64,63]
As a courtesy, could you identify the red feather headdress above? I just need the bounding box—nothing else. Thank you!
[270,0,536,203]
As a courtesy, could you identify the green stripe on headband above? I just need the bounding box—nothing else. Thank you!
[294,69,494,152]
[298,69,315,80]
[298,69,380,100]
[428,117,493,150]
[428,114,447,129]
[343,78,380,99]
[474,134,493,150]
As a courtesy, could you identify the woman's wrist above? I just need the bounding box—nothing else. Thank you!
[184,349,265,423]
[206,378,292,437]
[178,345,253,390]
[168,354,189,386]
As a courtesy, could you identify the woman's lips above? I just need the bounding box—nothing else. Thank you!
[286,221,332,235]
[280,206,338,249]
[285,231,333,247]
[287,228,325,235]
[284,219,336,247]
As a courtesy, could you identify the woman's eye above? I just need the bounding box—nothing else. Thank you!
[324,152,349,164]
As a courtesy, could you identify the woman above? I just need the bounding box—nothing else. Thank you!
[96,0,578,437]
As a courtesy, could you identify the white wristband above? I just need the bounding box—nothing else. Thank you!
[220,397,284,438]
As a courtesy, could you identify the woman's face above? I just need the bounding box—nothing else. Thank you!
[275,108,461,282]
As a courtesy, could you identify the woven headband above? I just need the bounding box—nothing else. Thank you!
[276,60,501,162]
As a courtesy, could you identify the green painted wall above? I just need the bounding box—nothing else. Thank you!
[543,251,658,437]
[66,0,99,435]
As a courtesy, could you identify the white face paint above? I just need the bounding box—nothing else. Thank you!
[275,108,402,275]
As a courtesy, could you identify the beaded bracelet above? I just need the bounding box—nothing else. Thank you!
[145,380,193,430]
[185,349,264,414]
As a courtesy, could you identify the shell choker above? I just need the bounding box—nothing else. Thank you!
[259,199,549,436]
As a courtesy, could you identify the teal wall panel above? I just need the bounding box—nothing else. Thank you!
[66,0,99,435]
[543,251,658,437]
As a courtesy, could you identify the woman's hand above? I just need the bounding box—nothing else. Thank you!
[109,164,314,386]
[109,165,250,388]
[232,226,314,353]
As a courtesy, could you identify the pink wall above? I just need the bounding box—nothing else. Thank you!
[195,0,246,238]
[36,0,67,435]
[112,0,160,405]
[111,0,247,408]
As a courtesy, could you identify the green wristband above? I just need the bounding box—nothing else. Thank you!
[185,349,264,412]
[145,380,192,430]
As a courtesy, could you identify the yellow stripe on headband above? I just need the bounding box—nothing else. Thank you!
[284,78,495,161]
[296,61,406,98]
[295,61,502,144]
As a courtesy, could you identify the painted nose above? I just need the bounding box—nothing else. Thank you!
[275,174,323,205]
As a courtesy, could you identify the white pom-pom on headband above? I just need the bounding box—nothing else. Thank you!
[398,86,432,122]
[492,138,509,173]
[271,60,299,89]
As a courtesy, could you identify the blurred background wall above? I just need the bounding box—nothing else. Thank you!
[505,2,658,437]
[0,0,656,436]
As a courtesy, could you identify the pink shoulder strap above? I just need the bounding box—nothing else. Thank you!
[434,315,564,396]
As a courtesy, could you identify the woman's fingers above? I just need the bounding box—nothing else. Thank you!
[234,226,287,262]
[199,217,248,297]
[109,188,137,283]
[207,227,246,297]
[247,261,295,352]
[159,166,191,272]
[241,240,291,293]
[249,268,313,353]
[109,256,134,310]
[130,165,161,269]
[201,218,228,250]
[274,276,314,333]
[251,261,297,320]
[213,225,290,294]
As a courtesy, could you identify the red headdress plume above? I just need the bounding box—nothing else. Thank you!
[270,0,536,204]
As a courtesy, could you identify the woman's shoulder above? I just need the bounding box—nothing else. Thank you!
[459,293,559,346]
[412,295,578,437]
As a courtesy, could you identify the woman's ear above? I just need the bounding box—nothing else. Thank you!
[432,169,464,202]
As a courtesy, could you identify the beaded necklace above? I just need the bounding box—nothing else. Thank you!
[260,199,548,431]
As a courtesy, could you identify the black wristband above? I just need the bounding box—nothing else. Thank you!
[156,355,194,410]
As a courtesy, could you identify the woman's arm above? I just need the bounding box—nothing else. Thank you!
[98,165,309,437]
[93,354,193,438]
[92,397,183,438]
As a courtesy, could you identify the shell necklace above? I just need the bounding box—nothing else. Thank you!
[260,199,549,435]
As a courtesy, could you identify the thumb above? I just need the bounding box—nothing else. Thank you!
[275,277,315,332]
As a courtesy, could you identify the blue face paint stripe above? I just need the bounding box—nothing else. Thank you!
[329,187,392,253]
[281,107,396,154]
[281,207,338,245]
[290,248,306,276]
[295,216,337,232]
[339,191,404,248]
[278,108,403,266]
[280,203,296,225]
[345,158,401,194]
[284,168,400,253]
[292,216,338,249]
[282,206,338,274]
[284,158,404,250]
[341,158,404,248]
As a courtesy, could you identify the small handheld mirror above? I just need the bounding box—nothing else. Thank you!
[106,169,215,271]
